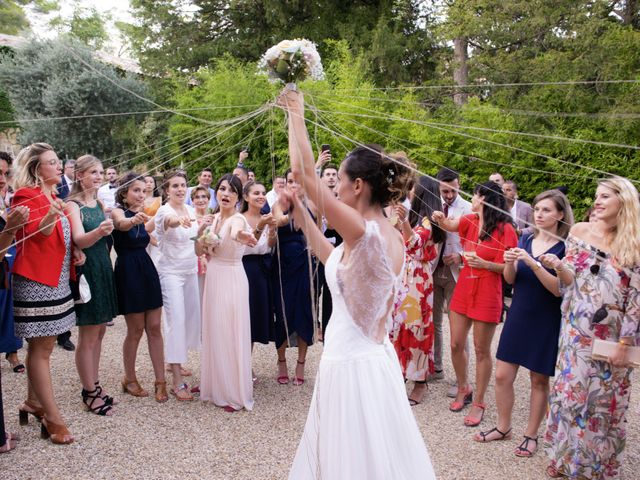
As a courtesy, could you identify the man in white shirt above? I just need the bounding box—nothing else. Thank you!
[97,166,118,214]
[503,180,533,233]
[432,167,472,388]
[186,168,217,209]
[266,175,285,208]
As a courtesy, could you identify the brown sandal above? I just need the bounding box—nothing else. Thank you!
[170,383,194,401]
[18,401,45,425]
[154,381,168,403]
[40,417,74,445]
[121,377,149,397]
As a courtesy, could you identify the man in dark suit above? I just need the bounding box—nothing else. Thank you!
[503,180,533,234]
[55,159,75,351]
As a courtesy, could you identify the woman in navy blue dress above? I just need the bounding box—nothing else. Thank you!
[111,173,167,402]
[272,169,316,386]
[474,189,573,458]
[241,181,277,347]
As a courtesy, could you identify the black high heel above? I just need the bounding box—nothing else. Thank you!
[18,401,45,426]
[81,388,114,416]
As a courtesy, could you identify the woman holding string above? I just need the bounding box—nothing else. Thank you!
[191,185,213,297]
[66,155,118,416]
[143,174,162,265]
[541,177,640,479]
[432,181,517,427]
[278,88,436,479]
[241,181,277,362]
[12,143,85,444]
[154,171,201,401]
[199,174,257,412]
[390,174,444,406]
[112,173,167,402]
[473,189,573,457]
[271,168,317,385]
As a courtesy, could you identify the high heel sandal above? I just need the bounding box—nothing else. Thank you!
[154,381,168,403]
[81,388,114,416]
[40,417,74,445]
[18,401,45,425]
[292,360,305,386]
[464,402,486,427]
[5,352,25,373]
[449,386,473,412]
[121,377,149,397]
[276,359,289,385]
[95,381,118,406]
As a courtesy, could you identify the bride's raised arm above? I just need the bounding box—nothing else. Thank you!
[278,88,366,245]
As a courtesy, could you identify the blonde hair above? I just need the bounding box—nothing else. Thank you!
[70,154,101,199]
[531,189,574,239]
[13,143,55,191]
[598,176,640,268]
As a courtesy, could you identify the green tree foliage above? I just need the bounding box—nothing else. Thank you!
[124,0,438,85]
[0,38,150,160]
[50,4,110,49]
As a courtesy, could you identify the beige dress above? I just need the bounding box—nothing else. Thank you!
[200,213,254,410]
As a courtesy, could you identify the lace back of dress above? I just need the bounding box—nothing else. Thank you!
[336,221,396,343]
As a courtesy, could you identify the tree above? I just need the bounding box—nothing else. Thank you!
[0,0,59,35]
[50,3,110,50]
[123,0,439,85]
[0,38,150,160]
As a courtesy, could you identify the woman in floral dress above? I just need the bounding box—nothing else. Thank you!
[540,177,640,479]
[391,175,444,405]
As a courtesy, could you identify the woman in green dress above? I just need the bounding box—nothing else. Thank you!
[66,155,119,416]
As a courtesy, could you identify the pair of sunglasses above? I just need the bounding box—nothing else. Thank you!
[590,249,607,275]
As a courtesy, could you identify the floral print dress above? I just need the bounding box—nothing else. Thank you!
[390,219,438,382]
[543,234,640,479]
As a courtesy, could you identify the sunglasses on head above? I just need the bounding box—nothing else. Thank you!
[590,249,607,275]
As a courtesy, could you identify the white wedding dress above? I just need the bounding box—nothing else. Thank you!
[289,221,436,479]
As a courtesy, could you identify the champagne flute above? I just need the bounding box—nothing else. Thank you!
[463,240,479,279]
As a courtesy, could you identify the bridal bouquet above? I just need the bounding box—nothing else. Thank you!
[258,39,324,84]
[192,227,220,254]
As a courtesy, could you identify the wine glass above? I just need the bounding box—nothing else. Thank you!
[463,240,479,279]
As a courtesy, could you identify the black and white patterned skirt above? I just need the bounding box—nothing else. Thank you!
[13,217,76,339]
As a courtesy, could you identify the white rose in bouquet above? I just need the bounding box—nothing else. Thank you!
[258,38,324,85]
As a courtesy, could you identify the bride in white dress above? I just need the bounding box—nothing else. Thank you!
[277,89,436,480]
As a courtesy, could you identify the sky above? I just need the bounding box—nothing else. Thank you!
[26,0,135,54]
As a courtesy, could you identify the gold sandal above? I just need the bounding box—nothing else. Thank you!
[154,381,168,403]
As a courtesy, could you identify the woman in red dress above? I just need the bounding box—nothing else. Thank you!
[432,181,517,427]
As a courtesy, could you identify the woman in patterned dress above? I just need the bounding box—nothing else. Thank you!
[540,177,640,479]
[66,155,118,416]
[12,143,84,444]
[391,174,444,405]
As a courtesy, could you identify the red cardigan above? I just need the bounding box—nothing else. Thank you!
[12,186,70,287]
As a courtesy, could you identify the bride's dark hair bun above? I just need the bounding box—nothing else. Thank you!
[343,145,415,206]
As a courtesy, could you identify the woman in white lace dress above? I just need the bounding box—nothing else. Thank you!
[278,89,436,479]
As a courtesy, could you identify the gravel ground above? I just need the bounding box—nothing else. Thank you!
[1,316,638,479]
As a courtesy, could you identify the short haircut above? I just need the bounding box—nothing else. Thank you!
[322,163,338,174]
[200,167,212,174]
[0,151,13,164]
[436,167,459,183]
[504,180,518,192]
[64,159,75,167]
[106,166,117,173]
[190,185,211,200]
[234,165,249,175]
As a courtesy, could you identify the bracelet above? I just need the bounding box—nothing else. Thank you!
[532,261,542,272]
[620,340,633,347]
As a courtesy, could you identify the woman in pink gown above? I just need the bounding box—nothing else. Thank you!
[199,174,257,412]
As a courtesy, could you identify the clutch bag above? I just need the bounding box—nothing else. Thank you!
[591,338,640,368]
